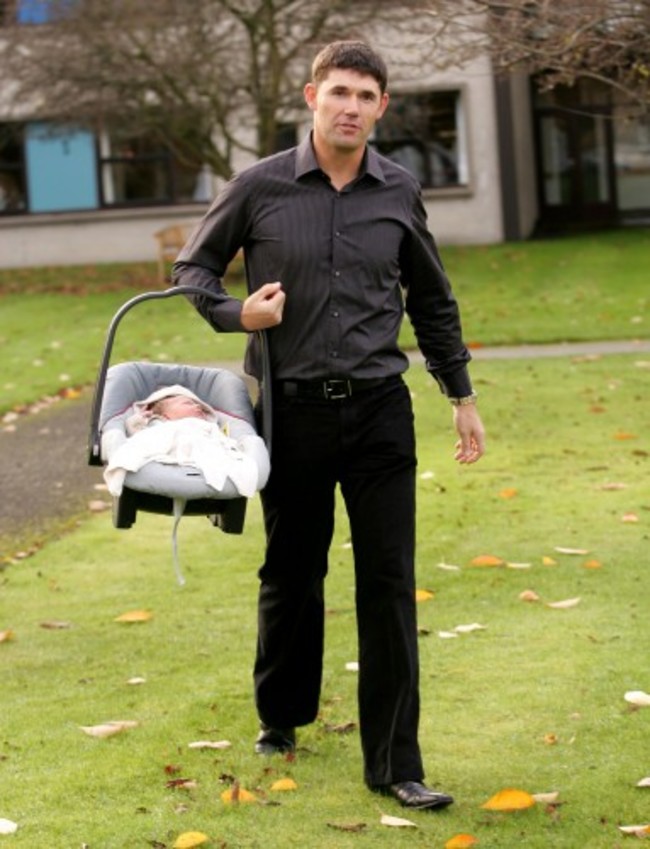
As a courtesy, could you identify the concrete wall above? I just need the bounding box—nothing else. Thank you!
[0,205,206,268]
[408,54,505,246]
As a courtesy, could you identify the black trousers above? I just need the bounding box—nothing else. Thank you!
[254,376,424,787]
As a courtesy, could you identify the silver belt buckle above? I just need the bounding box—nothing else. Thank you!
[323,379,351,400]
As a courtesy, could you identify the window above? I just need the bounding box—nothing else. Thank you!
[0,124,26,212]
[373,90,468,190]
[0,120,208,214]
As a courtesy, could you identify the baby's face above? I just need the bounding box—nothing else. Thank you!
[160,396,208,420]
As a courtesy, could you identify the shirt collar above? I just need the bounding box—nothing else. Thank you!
[295,132,386,185]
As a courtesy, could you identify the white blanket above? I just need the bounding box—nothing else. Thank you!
[103,417,259,498]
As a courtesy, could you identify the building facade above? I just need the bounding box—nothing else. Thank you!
[1,2,648,268]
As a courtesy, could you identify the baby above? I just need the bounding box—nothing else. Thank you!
[149,393,212,422]
[125,385,221,434]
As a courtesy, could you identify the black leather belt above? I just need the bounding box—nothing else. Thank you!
[275,376,392,401]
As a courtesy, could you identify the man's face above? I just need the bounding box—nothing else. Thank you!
[304,68,389,153]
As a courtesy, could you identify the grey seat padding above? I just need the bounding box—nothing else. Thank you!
[99,361,269,500]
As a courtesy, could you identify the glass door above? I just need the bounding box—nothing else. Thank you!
[537,109,616,228]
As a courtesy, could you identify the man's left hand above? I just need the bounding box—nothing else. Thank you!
[453,405,486,464]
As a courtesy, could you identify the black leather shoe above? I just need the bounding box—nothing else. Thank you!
[375,780,454,810]
[254,723,296,755]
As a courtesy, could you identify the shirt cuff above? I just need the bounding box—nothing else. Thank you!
[428,363,474,399]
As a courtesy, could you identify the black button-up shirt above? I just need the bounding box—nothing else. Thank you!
[173,134,473,397]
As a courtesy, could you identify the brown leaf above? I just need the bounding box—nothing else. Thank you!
[327,822,367,833]
[0,629,15,643]
[79,720,139,738]
[40,620,72,630]
[498,488,518,499]
[519,590,541,602]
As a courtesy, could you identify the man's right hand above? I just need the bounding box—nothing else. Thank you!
[241,282,286,331]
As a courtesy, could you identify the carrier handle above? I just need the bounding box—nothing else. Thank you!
[87,286,272,466]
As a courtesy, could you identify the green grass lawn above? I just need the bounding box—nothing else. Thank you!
[1,228,648,414]
[1,354,649,847]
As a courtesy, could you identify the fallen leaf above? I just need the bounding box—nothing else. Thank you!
[533,791,560,804]
[445,834,479,849]
[0,629,15,643]
[126,676,147,685]
[613,432,637,440]
[166,778,198,790]
[498,488,518,499]
[79,720,139,738]
[624,690,650,707]
[546,597,581,609]
[582,559,603,569]
[438,631,459,639]
[327,822,367,832]
[618,824,650,837]
[481,788,536,811]
[114,610,153,623]
[469,554,504,567]
[519,590,541,602]
[345,661,359,672]
[188,740,232,750]
[622,513,639,523]
[220,785,257,804]
[380,813,417,828]
[415,588,435,602]
[454,623,487,634]
[88,500,109,512]
[598,482,628,491]
[636,777,650,787]
[554,547,590,555]
[543,733,558,745]
[437,562,461,571]
[40,620,72,629]
[270,778,298,791]
[506,562,532,570]
[324,721,357,734]
[542,556,557,566]
[173,832,209,849]
[0,819,18,835]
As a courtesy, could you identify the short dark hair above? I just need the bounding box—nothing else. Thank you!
[311,40,388,93]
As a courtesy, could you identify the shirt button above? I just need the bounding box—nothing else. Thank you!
[334,271,341,277]
[331,311,339,318]
[330,351,339,358]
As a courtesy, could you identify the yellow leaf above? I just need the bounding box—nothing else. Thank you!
[445,835,479,849]
[613,432,637,440]
[415,589,435,602]
[543,733,558,745]
[469,555,504,567]
[114,609,153,623]
[481,788,536,811]
[498,488,518,499]
[0,629,15,643]
[173,832,209,849]
[270,778,298,791]
[542,556,557,566]
[220,786,257,804]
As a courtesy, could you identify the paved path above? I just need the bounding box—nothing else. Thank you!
[2,339,648,560]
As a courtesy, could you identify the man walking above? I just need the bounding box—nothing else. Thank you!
[173,40,485,810]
